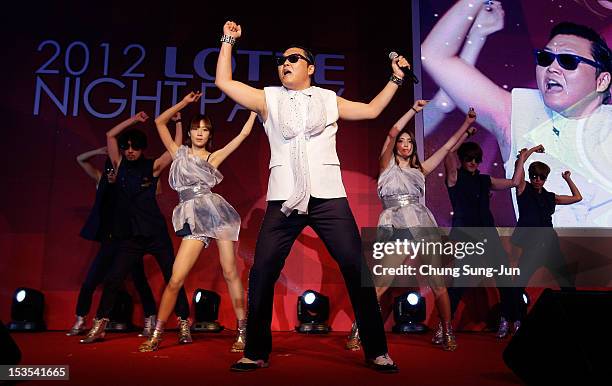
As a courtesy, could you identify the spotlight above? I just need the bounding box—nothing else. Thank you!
[519,290,530,319]
[9,288,46,331]
[392,291,427,333]
[296,290,330,334]
[106,289,133,332]
[192,289,223,332]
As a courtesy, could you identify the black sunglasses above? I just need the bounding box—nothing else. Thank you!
[534,49,602,71]
[119,143,143,151]
[462,156,482,164]
[529,173,548,181]
[275,53,312,66]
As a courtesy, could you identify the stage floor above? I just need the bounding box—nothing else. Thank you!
[10,331,521,385]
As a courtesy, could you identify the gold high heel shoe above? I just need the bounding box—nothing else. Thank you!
[345,321,361,351]
[138,329,163,352]
[79,318,109,344]
[442,322,458,351]
[177,317,192,344]
[231,319,247,352]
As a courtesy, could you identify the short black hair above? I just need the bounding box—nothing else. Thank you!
[550,22,611,102]
[457,142,483,162]
[283,44,315,64]
[528,161,551,177]
[118,129,147,150]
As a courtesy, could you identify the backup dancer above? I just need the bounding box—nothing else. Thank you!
[139,92,256,352]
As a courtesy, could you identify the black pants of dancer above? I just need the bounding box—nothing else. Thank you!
[515,231,576,290]
[244,198,388,361]
[448,228,523,322]
[95,233,189,319]
[76,240,156,317]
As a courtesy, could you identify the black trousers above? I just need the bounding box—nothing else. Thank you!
[448,227,523,322]
[95,233,190,319]
[76,240,156,317]
[244,198,388,361]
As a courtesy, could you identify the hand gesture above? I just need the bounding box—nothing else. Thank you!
[182,91,202,104]
[532,144,545,154]
[471,1,505,38]
[171,112,182,122]
[466,126,477,137]
[466,107,477,123]
[391,54,409,79]
[562,171,572,180]
[223,21,242,39]
[412,99,428,112]
[132,111,148,122]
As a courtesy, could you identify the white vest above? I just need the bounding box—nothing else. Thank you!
[507,88,612,227]
[263,86,346,201]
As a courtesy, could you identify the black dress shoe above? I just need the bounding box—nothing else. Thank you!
[229,359,269,372]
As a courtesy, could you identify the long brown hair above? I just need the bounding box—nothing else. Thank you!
[393,128,422,171]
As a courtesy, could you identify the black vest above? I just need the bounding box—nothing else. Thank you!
[512,182,556,247]
[80,158,116,242]
[447,168,495,227]
[112,157,166,239]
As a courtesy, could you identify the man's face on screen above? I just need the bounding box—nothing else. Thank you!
[536,34,600,114]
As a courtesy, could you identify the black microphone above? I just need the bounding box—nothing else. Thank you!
[389,51,419,84]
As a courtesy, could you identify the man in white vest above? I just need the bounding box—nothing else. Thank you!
[216,21,408,372]
[421,0,612,226]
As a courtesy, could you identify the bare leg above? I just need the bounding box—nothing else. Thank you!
[216,239,246,319]
[157,239,205,324]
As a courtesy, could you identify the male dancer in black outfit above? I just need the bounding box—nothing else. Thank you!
[80,112,191,344]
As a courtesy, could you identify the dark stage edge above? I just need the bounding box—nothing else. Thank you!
[10,331,521,386]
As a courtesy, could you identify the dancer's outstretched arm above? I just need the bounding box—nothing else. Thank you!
[76,146,107,184]
[421,108,476,175]
[515,145,545,195]
[379,100,428,171]
[209,112,258,168]
[106,111,149,167]
[155,92,200,157]
[215,21,266,118]
[556,171,583,205]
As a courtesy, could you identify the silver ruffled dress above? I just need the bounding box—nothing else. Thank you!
[169,146,240,247]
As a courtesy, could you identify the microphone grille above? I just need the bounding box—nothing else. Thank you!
[388,51,398,60]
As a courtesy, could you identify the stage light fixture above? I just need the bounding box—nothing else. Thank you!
[106,289,133,332]
[296,289,330,334]
[9,287,46,331]
[192,289,223,332]
[392,290,427,333]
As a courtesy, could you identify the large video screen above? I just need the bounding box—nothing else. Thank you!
[417,0,612,227]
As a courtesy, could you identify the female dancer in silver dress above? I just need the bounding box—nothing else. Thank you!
[346,101,476,351]
[139,92,257,352]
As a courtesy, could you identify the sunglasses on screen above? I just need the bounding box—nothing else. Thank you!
[529,173,548,181]
[534,49,603,71]
[275,53,312,66]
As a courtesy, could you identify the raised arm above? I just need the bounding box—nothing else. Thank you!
[444,127,476,187]
[379,100,427,171]
[421,0,511,155]
[209,112,258,169]
[106,111,148,167]
[215,21,267,118]
[337,54,407,120]
[421,108,476,175]
[153,111,185,176]
[155,92,200,157]
[556,171,583,205]
[514,145,544,195]
[76,146,107,184]
[431,3,506,113]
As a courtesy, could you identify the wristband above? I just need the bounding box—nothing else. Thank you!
[220,34,236,45]
[389,74,403,86]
